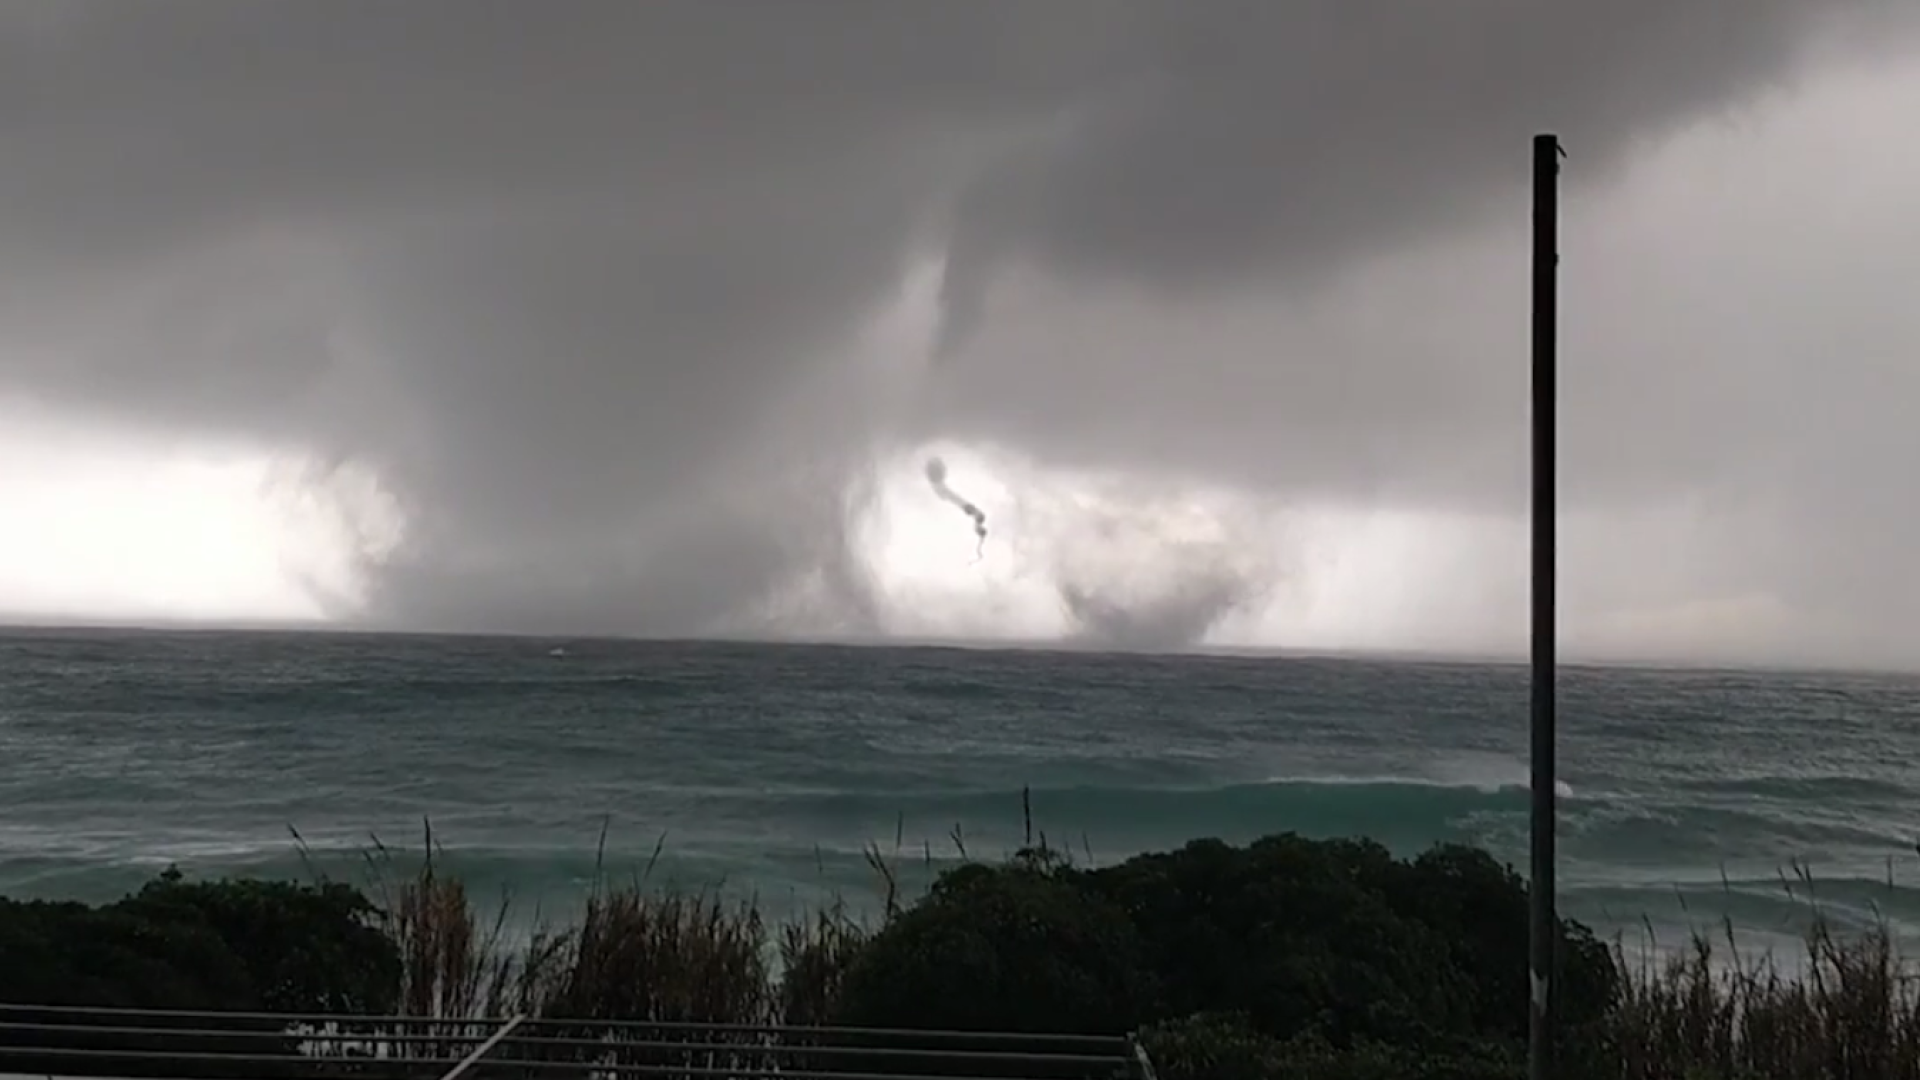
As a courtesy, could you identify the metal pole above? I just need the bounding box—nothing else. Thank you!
[1528,132,1562,1080]
[439,1014,524,1080]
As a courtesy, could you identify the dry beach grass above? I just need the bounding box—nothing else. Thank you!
[330,821,1920,1080]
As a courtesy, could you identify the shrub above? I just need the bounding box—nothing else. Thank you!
[0,896,255,1010]
[836,833,1616,1063]
[1084,836,1616,1052]
[834,853,1158,1034]
[122,867,400,1015]
[1086,836,1473,1047]
[0,868,398,1014]
[0,874,381,1080]
[1378,844,1618,1037]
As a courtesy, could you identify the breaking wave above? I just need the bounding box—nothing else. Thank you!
[731,774,1567,858]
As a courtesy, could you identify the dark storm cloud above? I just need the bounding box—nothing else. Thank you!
[934,2,1856,340]
[0,1,1910,642]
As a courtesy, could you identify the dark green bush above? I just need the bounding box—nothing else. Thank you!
[834,852,1158,1034]
[0,868,399,1014]
[0,897,255,1009]
[1374,844,1618,1037]
[839,834,1616,1065]
[1086,836,1475,1047]
[1092,836,1617,1050]
[0,874,371,1079]
[122,867,400,1014]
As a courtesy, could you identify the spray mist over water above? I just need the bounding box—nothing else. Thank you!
[924,456,989,561]
[1037,484,1284,650]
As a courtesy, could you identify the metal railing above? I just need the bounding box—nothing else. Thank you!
[0,1003,1154,1080]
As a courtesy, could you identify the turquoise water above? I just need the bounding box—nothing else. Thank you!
[3,627,1917,958]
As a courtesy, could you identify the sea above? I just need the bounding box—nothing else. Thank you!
[4,626,1918,965]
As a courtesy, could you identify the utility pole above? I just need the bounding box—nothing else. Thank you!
[1528,132,1563,1080]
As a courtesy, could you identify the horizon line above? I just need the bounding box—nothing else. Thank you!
[0,616,1908,680]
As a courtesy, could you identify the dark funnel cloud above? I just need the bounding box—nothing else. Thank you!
[923,456,989,561]
[0,1,1912,649]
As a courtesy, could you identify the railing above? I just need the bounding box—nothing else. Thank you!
[0,1003,1154,1080]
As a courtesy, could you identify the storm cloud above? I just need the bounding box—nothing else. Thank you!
[3,2,1918,658]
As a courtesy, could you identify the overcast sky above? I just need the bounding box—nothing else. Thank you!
[4,2,1920,667]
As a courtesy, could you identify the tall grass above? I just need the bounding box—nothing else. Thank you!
[1594,918,1920,1080]
[350,824,1920,1079]
[359,824,877,1029]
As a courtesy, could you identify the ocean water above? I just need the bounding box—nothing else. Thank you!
[4,627,1918,960]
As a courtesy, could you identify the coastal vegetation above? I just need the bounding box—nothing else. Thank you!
[0,831,1914,1080]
